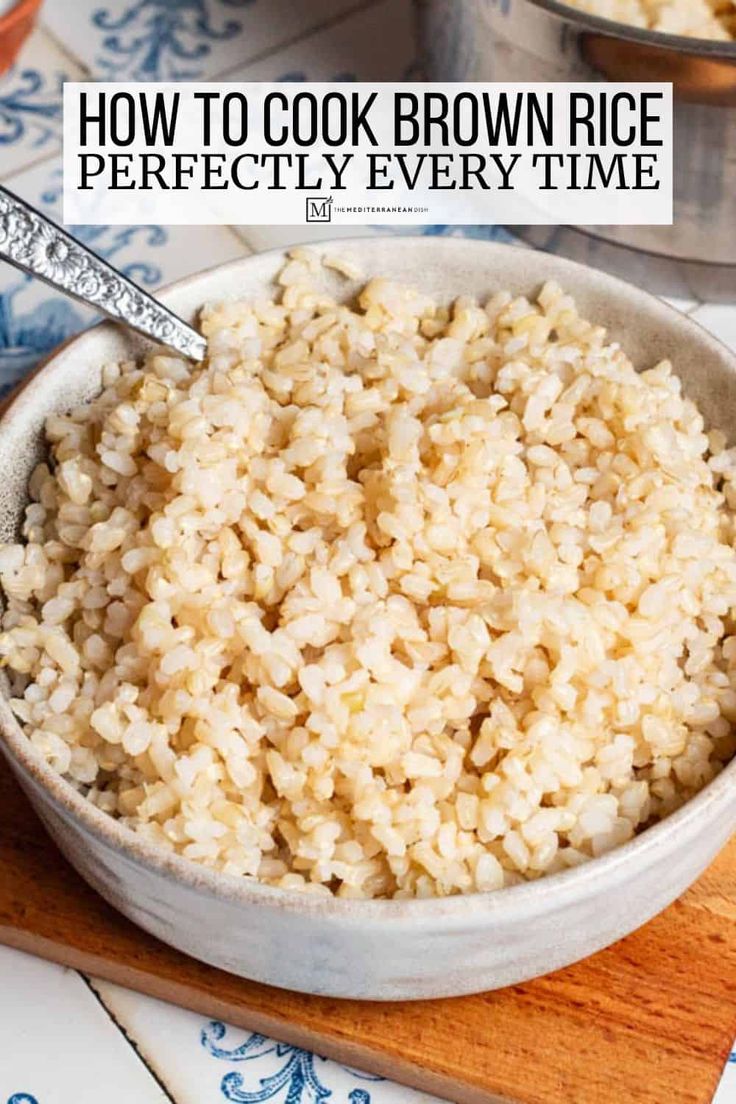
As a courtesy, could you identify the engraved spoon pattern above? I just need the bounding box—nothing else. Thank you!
[0,184,207,362]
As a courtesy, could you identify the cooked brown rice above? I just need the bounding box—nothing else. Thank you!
[1,250,735,899]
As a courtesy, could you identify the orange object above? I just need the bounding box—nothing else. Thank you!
[0,0,42,75]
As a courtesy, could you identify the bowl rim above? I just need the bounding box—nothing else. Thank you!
[524,0,736,60]
[2,233,736,922]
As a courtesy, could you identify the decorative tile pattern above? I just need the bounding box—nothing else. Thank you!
[41,0,368,81]
[0,945,167,1104]
[0,29,82,178]
[0,162,162,391]
[0,159,246,395]
[90,981,437,1104]
[200,1021,385,1104]
[89,0,257,81]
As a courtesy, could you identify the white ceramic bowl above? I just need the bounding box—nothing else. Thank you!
[1,237,735,1001]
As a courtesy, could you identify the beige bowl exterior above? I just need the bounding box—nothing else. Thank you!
[1,237,735,1001]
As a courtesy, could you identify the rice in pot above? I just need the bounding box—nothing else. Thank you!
[1,250,735,899]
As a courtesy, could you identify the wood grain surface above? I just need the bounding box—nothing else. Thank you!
[0,762,734,1104]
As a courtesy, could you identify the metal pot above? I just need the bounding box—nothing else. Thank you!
[416,0,736,299]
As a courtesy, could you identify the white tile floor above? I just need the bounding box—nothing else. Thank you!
[89,980,434,1104]
[0,1,734,1102]
[0,27,81,178]
[0,946,167,1104]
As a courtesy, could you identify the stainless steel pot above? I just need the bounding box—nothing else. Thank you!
[416,0,736,300]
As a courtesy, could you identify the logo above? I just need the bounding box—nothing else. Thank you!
[306,196,333,223]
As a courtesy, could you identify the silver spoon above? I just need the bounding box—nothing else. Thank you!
[0,184,206,362]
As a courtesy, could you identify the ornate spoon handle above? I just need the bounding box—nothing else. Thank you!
[0,185,206,362]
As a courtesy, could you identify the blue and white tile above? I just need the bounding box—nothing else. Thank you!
[0,28,83,179]
[89,980,438,1104]
[41,0,367,83]
[93,981,736,1104]
[0,157,247,396]
[0,945,167,1104]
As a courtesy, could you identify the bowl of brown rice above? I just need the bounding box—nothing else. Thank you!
[0,236,735,999]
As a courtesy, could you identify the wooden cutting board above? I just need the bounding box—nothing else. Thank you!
[0,762,734,1104]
